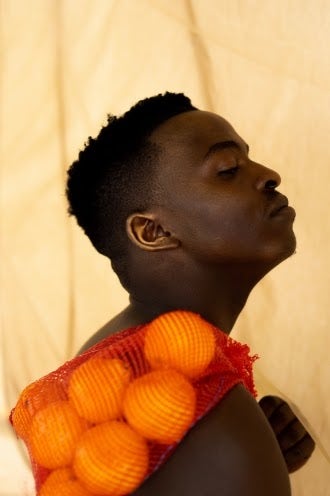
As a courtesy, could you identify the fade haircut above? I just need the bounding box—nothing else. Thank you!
[66,92,197,285]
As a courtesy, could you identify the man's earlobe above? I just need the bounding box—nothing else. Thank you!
[126,214,180,251]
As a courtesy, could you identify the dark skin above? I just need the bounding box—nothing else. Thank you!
[80,110,315,494]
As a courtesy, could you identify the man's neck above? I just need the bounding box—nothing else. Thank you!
[127,262,269,334]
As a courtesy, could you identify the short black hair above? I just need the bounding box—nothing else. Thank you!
[66,92,197,285]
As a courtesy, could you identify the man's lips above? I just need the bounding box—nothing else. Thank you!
[269,195,296,218]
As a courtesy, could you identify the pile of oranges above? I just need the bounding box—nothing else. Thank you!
[11,311,216,496]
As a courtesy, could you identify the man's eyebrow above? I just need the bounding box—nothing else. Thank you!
[203,140,250,160]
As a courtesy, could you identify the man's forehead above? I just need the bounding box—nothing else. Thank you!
[151,110,245,152]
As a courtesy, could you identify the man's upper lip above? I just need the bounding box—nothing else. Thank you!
[269,195,289,216]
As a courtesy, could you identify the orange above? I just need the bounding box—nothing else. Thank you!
[73,421,149,496]
[11,378,67,441]
[123,369,196,444]
[144,310,216,378]
[38,467,93,496]
[29,400,88,469]
[68,357,131,423]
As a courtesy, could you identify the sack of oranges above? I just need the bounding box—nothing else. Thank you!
[10,310,258,496]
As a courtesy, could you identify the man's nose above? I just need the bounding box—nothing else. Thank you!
[255,163,281,192]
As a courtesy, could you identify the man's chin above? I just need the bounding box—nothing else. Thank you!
[269,233,297,268]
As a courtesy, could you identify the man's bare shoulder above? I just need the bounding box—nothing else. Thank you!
[77,307,139,355]
[133,384,291,496]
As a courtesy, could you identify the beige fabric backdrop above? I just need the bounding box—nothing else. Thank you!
[1,1,329,494]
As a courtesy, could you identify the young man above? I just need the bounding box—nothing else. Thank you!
[66,93,314,495]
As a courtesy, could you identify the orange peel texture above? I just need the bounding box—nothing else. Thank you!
[38,467,93,496]
[29,400,88,469]
[73,421,149,496]
[11,379,67,442]
[123,368,196,444]
[144,310,216,378]
[68,357,131,423]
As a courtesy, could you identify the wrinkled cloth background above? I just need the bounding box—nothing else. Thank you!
[1,1,329,495]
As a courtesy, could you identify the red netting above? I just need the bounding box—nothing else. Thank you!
[10,310,258,496]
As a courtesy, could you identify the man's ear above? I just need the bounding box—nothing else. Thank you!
[126,213,180,251]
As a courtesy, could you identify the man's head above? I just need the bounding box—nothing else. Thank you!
[67,92,296,294]
[66,92,197,287]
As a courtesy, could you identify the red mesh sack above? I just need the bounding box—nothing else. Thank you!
[10,310,258,496]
